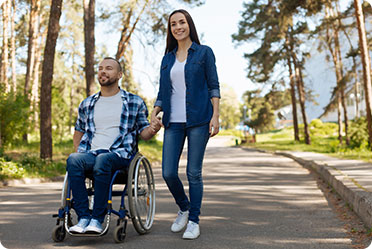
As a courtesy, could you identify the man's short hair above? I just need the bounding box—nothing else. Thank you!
[103,57,122,72]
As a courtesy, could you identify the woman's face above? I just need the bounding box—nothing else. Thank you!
[170,12,190,42]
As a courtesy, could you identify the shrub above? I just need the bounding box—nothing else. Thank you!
[349,117,368,149]
[0,89,31,146]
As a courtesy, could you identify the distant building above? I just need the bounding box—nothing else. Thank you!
[320,90,366,122]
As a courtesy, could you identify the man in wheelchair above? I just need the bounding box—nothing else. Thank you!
[67,57,161,234]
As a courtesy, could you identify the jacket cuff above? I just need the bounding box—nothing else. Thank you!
[154,100,162,107]
[209,89,221,99]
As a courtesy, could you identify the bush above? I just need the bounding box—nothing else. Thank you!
[309,119,338,137]
[349,117,368,149]
[0,89,31,146]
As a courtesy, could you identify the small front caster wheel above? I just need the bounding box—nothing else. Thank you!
[52,225,66,242]
[114,225,126,243]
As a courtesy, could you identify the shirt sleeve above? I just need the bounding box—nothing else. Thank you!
[205,46,221,99]
[137,100,150,133]
[75,101,86,133]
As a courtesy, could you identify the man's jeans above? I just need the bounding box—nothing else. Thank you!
[162,123,210,224]
[66,150,130,223]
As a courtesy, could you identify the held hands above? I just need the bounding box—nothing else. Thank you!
[209,115,219,137]
[150,110,163,135]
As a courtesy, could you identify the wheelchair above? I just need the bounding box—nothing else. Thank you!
[52,152,156,243]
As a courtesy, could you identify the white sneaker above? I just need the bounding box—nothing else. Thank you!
[171,210,189,233]
[182,221,200,240]
[69,218,90,233]
[84,218,103,234]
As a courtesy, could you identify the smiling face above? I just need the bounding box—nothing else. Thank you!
[97,59,122,87]
[170,12,191,42]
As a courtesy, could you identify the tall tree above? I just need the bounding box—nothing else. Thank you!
[24,0,41,97]
[354,0,372,149]
[40,0,63,159]
[10,0,17,91]
[83,0,95,97]
[1,0,11,91]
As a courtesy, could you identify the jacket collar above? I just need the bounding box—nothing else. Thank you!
[170,41,199,55]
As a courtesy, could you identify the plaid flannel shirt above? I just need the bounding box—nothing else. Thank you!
[75,88,150,159]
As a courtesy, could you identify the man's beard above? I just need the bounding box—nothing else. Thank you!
[98,77,117,87]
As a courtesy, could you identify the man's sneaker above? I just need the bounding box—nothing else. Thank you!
[171,210,189,233]
[69,218,90,234]
[182,221,200,240]
[84,219,103,234]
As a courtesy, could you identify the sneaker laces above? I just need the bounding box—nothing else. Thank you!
[185,221,197,233]
[174,210,187,224]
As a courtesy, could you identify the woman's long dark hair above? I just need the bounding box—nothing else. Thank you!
[165,9,200,55]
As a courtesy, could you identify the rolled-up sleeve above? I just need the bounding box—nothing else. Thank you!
[205,47,221,99]
[137,100,150,133]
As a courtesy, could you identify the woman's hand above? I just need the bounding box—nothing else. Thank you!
[209,115,219,137]
[151,106,164,131]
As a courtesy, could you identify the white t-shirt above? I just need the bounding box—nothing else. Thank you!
[91,92,122,150]
[170,58,187,122]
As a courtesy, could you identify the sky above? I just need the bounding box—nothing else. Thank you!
[96,0,256,101]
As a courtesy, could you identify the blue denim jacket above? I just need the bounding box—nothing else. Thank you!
[154,42,220,128]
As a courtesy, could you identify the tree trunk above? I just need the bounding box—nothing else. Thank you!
[32,27,47,130]
[83,0,95,97]
[10,0,16,92]
[285,44,299,141]
[354,0,372,148]
[25,0,41,97]
[334,2,349,145]
[337,92,343,143]
[40,0,63,159]
[293,56,310,145]
[1,0,10,91]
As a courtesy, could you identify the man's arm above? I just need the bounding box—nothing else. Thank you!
[139,122,161,141]
[73,130,84,152]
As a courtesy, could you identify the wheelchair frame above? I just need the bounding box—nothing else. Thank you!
[52,152,155,243]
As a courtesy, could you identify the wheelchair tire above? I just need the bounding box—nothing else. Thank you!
[128,153,156,235]
[52,225,66,242]
[113,220,127,243]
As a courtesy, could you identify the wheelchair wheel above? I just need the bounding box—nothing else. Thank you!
[128,153,155,234]
[113,219,127,243]
[52,225,66,242]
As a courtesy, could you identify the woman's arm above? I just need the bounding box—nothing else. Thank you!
[209,97,220,137]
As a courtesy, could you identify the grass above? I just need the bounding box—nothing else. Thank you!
[241,127,372,163]
[0,136,163,181]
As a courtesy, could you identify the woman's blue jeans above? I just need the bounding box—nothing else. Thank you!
[162,123,210,224]
[66,150,130,223]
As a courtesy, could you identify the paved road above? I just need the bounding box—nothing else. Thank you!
[0,137,352,249]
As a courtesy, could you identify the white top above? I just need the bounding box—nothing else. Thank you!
[91,91,122,151]
[170,58,187,122]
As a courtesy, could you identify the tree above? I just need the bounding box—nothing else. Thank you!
[354,0,372,149]
[10,0,17,91]
[83,0,95,97]
[40,0,63,159]
[24,0,41,98]
[1,0,11,91]
[219,84,240,130]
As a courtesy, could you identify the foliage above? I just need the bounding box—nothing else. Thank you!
[349,117,369,149]
[243,88,290,133]
[219,84,240,129]
[309,119,338,137]
[0,89,31,146]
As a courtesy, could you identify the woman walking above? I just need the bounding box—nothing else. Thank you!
[151,9,220,240]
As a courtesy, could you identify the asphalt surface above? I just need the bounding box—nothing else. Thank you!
[0,137,352,249]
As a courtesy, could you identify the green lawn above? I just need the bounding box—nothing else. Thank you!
[241,128,372,163]
[0,137,163,180]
